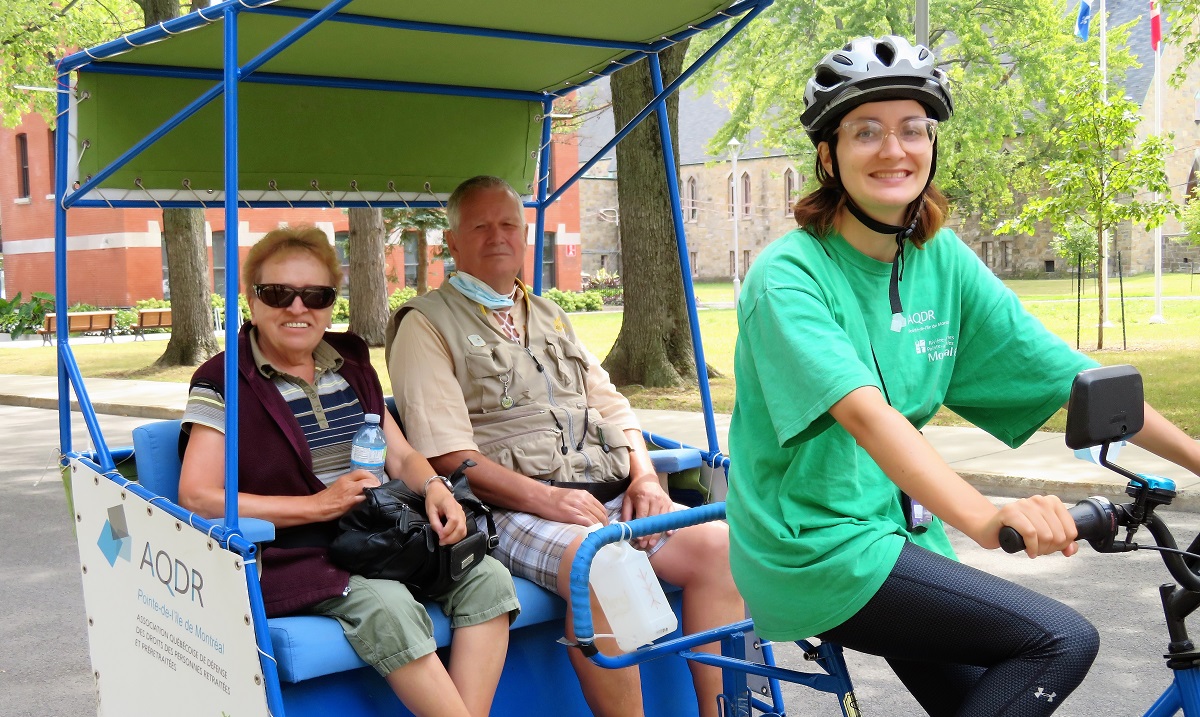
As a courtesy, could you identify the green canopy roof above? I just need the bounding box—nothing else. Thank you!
[62,0,755,206]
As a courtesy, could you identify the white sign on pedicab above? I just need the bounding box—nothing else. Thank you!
[71,459,269,717]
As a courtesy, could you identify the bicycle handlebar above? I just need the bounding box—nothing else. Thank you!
[999,496,1200,593]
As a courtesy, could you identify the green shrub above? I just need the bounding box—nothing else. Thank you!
[582,269,622,306]
[68,302,98,312]
[389,287,418,311]
[136,298,171,309]
[0,291,55,340]
[115,308,138,334]
[545,288,603,313]
[331,297,351,324]
[211,293,251,323]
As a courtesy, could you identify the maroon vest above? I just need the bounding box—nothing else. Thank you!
[188,323,385,616]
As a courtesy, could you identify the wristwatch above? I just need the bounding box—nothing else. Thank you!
[423,475,454,496]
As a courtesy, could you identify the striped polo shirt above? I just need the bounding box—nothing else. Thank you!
[182,330,369,485]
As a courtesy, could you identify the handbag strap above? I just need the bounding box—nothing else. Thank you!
[449,459,500,551]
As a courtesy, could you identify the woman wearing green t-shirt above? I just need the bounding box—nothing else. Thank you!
[728,36,1200,716]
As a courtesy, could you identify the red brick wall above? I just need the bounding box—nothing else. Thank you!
[3,110,581,303]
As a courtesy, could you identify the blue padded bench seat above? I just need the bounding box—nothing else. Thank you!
[129,419,690,685]
[271,576,564,682]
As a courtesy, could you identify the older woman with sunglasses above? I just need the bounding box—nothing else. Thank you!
[177,226,519,717]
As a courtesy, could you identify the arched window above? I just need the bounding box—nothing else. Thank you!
[1187,156,1200,202]
[685,176,698,221]
[783,168,796,214]
[727,173,735,218]
[740,171,751,217]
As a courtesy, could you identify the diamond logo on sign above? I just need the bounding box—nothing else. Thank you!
[97,504,133,567]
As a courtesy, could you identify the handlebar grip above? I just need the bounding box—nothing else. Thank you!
[998,497,1118,554]
[999,526,1025,553]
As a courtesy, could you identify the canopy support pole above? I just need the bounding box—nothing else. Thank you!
[533,98,555,295]
[647,53,719,455]
[546,3,767,207]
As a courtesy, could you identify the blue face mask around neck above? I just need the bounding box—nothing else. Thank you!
[448,271,516,310]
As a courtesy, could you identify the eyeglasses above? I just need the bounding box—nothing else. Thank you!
[837,118,939,150]
[253,284,338,310]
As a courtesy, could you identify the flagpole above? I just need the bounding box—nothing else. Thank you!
[1150,2,1166,323]
[1100,0,1114,328]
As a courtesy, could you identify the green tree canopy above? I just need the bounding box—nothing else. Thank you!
[1,1,140,125]
[998,65,1173,347]
[688,0,1141,222]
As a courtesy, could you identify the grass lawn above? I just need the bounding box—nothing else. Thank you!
[3,275,1198,436]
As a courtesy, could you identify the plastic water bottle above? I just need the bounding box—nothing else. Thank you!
[587,526,678,651]
[350,413,387,480]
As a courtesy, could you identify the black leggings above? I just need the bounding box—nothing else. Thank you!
[817,542,1099,717]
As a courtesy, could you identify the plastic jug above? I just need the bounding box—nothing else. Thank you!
[587,526,678,651]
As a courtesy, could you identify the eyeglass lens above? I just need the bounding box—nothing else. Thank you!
[841,119,937,148]
[254,284,338,309]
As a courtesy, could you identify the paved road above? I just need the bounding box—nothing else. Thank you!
[5,403,1198,716]
[0,405,151,717]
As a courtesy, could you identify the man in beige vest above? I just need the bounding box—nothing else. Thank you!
[386,176,742,717]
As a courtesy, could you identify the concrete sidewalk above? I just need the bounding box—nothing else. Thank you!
[2,372,1197,508]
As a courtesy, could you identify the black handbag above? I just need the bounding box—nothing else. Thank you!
[330,460,498,598]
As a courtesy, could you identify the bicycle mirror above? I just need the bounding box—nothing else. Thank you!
[1064,365,1144,450]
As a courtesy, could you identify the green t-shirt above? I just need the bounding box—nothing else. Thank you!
[727,227,1097,641]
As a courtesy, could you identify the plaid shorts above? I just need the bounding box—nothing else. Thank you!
[486,493,677,592]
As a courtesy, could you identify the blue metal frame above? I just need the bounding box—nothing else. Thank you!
[569,505,857,717]
[53,2,776,713]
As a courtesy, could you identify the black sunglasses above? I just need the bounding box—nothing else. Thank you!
[253,284,338,310]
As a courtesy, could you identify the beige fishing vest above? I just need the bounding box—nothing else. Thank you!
[388,285,631,484]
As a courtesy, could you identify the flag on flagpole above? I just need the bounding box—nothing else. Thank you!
[1076,0,1095,40]
[1150,0,1162,52]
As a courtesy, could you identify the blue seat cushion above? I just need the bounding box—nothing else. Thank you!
[271,577,561,683]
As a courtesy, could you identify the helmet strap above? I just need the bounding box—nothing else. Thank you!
[828,141,926,332]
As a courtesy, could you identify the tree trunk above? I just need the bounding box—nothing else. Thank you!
[602,42,696,388]
[138,0,217,367]
[347,208,388,345]
[416,228,429,295]
[154,208,219,366]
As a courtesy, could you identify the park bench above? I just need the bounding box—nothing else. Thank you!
[132,307,172,340]
[38,310,117,345]
[126,408,705,717]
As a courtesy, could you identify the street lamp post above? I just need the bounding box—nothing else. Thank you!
[728,137,742,305]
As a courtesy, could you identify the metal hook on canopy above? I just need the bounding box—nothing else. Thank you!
[349,180,373,209]
[311,180,336,209]
[134,178,162,210]
[267,179,293,209]
[196,4,222,22]
[75,138,91,170]
[181,178,210,208]
[422,181,445,209]
[389,181,413,212]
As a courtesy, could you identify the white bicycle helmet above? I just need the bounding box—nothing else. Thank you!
[800,35,953,145]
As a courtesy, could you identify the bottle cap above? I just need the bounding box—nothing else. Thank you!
[364,413,380,423]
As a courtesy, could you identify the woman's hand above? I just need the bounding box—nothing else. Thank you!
[425,481,467,545]
[310,469,381,522]
[991,495,1079,558]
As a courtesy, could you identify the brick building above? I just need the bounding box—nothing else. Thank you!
[1,113,582,306]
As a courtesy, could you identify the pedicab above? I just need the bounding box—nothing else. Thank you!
[51,1,859,715]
